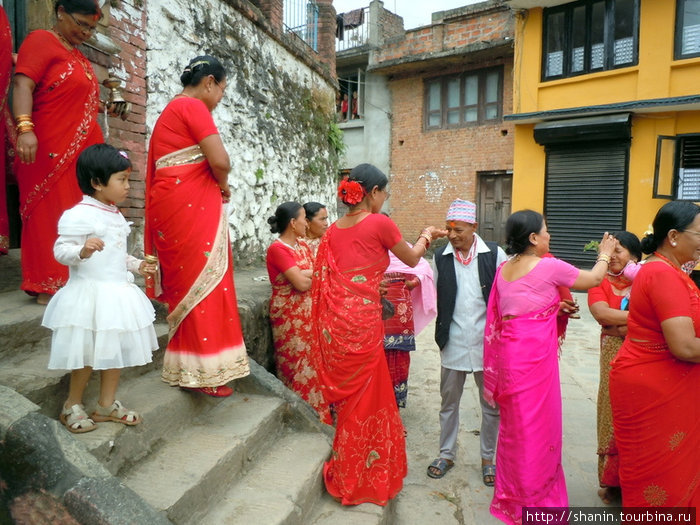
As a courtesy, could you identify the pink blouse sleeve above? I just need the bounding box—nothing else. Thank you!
[546,257,580,288]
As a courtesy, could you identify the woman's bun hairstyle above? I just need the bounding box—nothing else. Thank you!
[268,201,302,234]
[349,163,388,193]
[505,209,545,256]
[180,55,226,88]
[55,0,102,17]
[76,143,131,195]
[641,200,700,254]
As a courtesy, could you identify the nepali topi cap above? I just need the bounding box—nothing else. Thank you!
[446,199,476,224]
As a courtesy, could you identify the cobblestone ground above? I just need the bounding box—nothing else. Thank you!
[394,292,619,524]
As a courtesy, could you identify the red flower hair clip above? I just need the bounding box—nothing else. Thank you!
[337,177,366,206]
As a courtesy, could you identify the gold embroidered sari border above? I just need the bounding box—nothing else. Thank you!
[155,144,206,169]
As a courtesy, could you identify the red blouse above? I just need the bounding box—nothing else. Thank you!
[329,213,402,271]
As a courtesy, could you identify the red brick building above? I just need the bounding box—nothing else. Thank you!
[369,0,515,244]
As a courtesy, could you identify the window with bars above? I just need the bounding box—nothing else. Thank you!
[676,0,700,59]
[542,0,639,81]
[424,68,502,130]
[654,134,700,200]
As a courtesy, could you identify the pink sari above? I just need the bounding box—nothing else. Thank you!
[484,266,568,525]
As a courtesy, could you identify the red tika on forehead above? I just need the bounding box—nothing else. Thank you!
[449,221,456,228]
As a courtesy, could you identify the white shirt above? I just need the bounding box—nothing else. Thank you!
[433,234,507,371]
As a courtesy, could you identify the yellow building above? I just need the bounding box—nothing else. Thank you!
[506,0,700,264]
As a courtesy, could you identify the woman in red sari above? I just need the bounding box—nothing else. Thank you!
[0,4,13,255]
[587,231,640,505]
[610,201,700,509]
[311,163,445,506]
[13,0,105,303]
[266,201,331,423]
[145,55,250,397]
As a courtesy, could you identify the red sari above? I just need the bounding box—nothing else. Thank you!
[311,215,407,506]
[0,7,12,254]
[266,239,331,423]
[14,30,103,293]
[145,96,249,388]
[610,261,700,508]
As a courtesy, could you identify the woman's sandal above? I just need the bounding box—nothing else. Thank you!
[59,404,97,434]
[427,458,454,479]
[482,464,496,487]
[91,400,141,426]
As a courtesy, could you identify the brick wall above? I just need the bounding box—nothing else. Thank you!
[106,1,148,225]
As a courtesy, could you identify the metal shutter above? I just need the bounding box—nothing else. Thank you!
[544,142,628,267]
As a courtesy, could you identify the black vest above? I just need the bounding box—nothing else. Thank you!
[434,241,499,350]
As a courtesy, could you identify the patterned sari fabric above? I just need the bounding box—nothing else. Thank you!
[484,267,568,525]
[14,30,103,293]
[267,240,331,423]
[383,272,415,408]
[311,224,407,506]
[145,97,249,388]
[0,7,12,254]
[597,334,622,487]
[610,262,700,508]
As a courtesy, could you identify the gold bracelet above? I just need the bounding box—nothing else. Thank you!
[16,122,35,135]
[15,114,32,123]
[597,254,611,264]
[419,233,431,247]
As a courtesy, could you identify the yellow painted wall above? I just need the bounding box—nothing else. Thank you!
[511,1,700,237]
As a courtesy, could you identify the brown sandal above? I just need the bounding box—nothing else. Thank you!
[91,400,141,426]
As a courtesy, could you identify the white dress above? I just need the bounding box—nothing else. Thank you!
[43,195,158,370]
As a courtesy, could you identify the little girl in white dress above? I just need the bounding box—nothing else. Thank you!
[43,144,158,433]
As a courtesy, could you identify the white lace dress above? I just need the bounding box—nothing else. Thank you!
[43,195,158,370]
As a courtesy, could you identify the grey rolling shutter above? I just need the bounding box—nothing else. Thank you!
[544,142,628,267]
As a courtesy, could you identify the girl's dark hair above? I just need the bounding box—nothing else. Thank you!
[348,163,388,194]
[268,202,302,234]
[640,200,700,254]
[612,231,642,262]
[505,209,545,255]
[55,0,102,17]
[303,202,326,220]
[180,55,226,87]
[76,144,131,195]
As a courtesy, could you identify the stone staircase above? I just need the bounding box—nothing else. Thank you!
[0,250,392,525]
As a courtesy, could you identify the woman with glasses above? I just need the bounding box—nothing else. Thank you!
[145,55,250,398]
[609,200,700,509]
[12,0,122,304]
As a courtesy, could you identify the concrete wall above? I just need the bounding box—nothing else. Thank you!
[146,0,339,265]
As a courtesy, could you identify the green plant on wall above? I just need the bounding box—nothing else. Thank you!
[328,122,345,156]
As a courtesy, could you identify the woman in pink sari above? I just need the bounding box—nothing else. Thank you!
[483,210,616,524]
[145,55,249,397]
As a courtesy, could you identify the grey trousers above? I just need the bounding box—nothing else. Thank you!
[438,367,500,462]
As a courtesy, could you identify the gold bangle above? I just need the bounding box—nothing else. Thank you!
[15,114,32,123]
[16,122,35,134]
[597,254,611,264]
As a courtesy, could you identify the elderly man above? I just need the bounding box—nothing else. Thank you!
[427,199,506,486]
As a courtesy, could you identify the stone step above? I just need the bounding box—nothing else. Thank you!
[306,493,390,525]
[120,392,288,523]
[194,431,331,525]
[0,316,169,418]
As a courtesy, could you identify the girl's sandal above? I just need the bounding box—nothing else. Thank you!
[91,400,142,426]
[59,404,97,434]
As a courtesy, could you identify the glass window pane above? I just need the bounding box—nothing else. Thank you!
[447,78,460,109]
[485,71,499,104]
[429,113,441,127]
[447,109,460,124]
[428,82,441,111]
[614,0,635,65]
[485,104,498,120]
[464,75,478,106]
[681,0,700,56]
[465,108,478,122]
[571,6,586,72]
[545,11,565,76]
[591,1,605,69]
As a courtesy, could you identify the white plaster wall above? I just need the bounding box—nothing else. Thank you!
[146,0,338,264]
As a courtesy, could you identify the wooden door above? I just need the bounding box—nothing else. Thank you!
[478,171,512,246]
